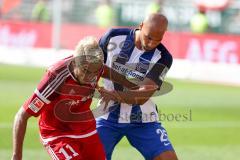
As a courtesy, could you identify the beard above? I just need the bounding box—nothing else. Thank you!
[142,44,152,51]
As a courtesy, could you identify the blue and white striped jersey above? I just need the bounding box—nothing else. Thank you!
[97,28,173,123]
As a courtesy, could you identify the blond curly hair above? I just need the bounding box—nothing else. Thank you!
[74,36,104,66]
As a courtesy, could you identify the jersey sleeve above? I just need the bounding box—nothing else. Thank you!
[99,28,132,64]
[22,70,57,117]
[145,47,173,87]
[99,30,111,64]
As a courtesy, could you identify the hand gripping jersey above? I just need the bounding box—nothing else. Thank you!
[98,28,173,123]
[23,56,102,144]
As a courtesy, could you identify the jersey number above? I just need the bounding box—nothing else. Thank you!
[156,128,170,146]
[59,144,79,160]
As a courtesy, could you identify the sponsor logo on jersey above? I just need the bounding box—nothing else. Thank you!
[115,53,129,64]
[136,61,149,73]
[29,97,44,113]
[69,89,76,95]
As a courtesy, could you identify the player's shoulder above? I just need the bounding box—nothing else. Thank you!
[157,43,172,60]
[156,43,173,68]
[103,28,133,38]
[99,28,133,53]
[48,56,72,76]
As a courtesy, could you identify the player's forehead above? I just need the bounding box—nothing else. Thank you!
[142,23,165,40]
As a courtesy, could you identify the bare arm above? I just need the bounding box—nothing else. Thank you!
[98,77,159,105]
[12,108,31,160]
[114,79,158,105]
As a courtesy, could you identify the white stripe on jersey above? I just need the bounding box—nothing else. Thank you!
[34,89,50,104]
[40,130,97,145]
[127,47,144,64]
[106,35,126,67]
[41,68,68,96]
[103,35,127,91]
[140,100,159,123]
[47,145,59,160]
[118,103,132,123]
[146,48,162,73]
[45,71,69,98]
[41,68,69,98]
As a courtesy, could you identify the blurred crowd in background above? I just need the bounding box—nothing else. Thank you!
[0,0,240,34]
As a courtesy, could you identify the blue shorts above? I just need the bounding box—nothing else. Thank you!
[96,119,174,160]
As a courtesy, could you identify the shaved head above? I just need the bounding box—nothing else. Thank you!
[135,13,168,51]
[143,13,168,32]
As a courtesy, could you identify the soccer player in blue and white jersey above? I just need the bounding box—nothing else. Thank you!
[96,13,178,160]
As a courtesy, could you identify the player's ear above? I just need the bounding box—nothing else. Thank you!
[74,67,82,77]
[139,22,143,30]
[71,60,80,73]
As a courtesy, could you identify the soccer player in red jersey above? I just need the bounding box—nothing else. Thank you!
[11,36,135,160]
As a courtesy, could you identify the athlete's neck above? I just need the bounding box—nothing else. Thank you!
[134,30,143,51]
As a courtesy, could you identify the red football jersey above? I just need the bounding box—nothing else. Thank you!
[22,56,102,143]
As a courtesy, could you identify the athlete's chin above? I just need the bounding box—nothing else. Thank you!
[141,44,153,51]
[143,46,153,51]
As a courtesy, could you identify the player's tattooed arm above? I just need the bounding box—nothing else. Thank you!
[12,108,32,160]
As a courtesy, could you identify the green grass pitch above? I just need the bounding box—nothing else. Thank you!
[0,63,240,160]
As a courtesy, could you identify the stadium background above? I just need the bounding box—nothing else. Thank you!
[0,0,240,159]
